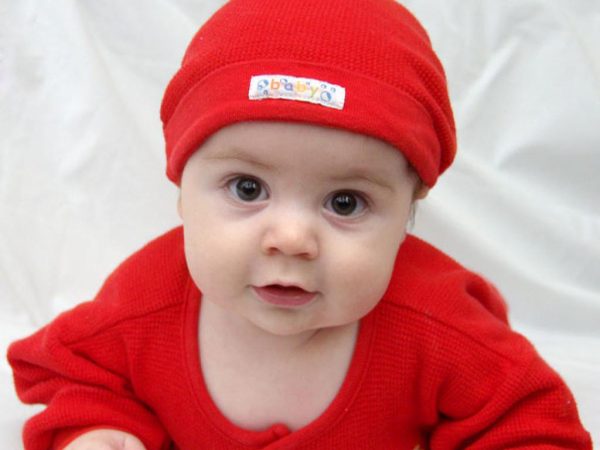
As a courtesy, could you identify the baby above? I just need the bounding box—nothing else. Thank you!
[8,0,592,449]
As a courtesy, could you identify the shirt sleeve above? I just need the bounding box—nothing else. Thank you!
[7,300,171,450]
[425,277,593,449]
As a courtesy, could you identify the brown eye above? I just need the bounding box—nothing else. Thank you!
[229,177,266,202]
[326,191,366,216]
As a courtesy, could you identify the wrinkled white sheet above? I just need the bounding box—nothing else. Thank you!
[1,0,599,447]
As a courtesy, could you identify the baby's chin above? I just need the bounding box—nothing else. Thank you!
[247,311,358,339]
[247,315,321,338]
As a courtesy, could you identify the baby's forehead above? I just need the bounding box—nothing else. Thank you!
[202,121,405,160]
[192,121,412,183]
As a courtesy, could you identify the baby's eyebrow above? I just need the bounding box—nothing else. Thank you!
[203,147,273,170]
[204,147,396,191]
[329,170,395,192]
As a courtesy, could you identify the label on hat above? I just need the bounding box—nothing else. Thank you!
[249,75,345,110]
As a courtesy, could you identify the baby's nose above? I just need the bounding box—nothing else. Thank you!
[260,212,319,259]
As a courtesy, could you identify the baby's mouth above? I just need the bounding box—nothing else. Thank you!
[263,284,308,295]
[252,284,317,308]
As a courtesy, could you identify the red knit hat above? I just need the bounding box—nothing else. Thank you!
[160,0,456,187]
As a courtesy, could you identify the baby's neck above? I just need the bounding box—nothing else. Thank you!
[199,299,352,360]
[198,298,360,432]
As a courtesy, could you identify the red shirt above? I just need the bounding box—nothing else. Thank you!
[8,227,592,449]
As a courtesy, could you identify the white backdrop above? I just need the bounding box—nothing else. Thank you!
[1,0,599,447]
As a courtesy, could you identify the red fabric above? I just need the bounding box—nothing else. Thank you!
[160,0,456,187]
[8,227,592,449]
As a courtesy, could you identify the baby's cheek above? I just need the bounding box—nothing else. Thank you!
[186,233,251,295]
[333,242,397,308]
[183,233,221,290]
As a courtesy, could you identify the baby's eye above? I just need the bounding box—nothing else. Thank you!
[325,191,367,217]
[227,176,267,202]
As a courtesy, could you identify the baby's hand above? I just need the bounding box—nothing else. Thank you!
[63,429,146,450]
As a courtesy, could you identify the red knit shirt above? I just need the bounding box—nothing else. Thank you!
[8,227,592,449]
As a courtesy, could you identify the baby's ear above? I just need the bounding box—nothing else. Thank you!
[177,192,183,219]
[414,183,430,200]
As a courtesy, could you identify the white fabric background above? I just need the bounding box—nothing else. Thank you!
[1,0,599,447]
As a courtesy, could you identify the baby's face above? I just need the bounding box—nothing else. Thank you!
[179,121,417,336]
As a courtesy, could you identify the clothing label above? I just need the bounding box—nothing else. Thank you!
[248,74,346,110]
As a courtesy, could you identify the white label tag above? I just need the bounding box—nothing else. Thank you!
[249,74,346,110]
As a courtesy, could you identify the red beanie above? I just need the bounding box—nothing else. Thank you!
[160,0,456,187]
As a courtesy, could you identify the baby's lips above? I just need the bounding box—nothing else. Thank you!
[263,284,310,294]
[252,284,317,307]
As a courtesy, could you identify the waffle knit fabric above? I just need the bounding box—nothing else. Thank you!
[161,0,456,187]
[8,228,592,449]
